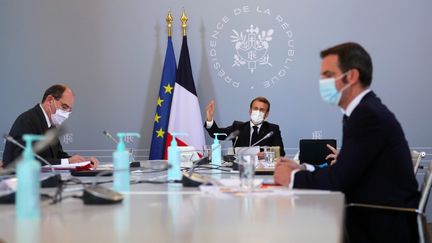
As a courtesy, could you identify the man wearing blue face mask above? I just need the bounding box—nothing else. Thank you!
[204,96,285,156]
[2,84,99,168]
[274,42,419,242]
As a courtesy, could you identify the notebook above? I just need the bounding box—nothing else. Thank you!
[299,139,337,165]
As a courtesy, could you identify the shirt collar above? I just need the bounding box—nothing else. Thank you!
[249,121,263,129]
[343,89,371,117]
[39,103,52,128]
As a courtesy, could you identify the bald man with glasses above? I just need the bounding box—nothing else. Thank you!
[2,84,99,168]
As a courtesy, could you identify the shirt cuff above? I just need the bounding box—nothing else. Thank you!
[288,163,315,189]
[61,158,69,165]
[205,120,214,129]
[288,169,300,189]
[303,163,316,172]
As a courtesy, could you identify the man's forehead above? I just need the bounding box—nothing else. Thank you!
[60,88,75,105]
[252,101,266,107]
[321,55,339,68]
[251,101,268,112]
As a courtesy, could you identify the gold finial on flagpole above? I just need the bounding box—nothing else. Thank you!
[166,9,173,37]
[180,9,188,36]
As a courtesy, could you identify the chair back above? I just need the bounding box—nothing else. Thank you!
[418,160,432,213]
[412,150,425,174]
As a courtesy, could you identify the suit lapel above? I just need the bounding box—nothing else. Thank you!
[238,122,251,147]
[259,122,269,138]
[34,104,57,158]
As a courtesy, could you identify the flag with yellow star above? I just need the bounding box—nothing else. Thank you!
[149,35,177,159]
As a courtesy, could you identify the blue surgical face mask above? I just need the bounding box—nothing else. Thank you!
[319,72,350,106]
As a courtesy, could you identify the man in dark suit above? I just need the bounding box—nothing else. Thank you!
[204,96,285,156]
[274,43,419,242]
[2,84,99,168]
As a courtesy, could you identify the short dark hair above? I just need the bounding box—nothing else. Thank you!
[41,84,67,102]
[320,42,373,87]
[250,96,270,112]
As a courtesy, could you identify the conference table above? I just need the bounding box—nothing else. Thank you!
[0,168,345,243]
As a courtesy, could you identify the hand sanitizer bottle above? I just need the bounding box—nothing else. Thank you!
[113,133,140,192]
[168,132,187,181]
[211,133,226,167]
[16,134,44,219]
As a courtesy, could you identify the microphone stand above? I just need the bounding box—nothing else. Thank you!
[103,131,139,167]
[232,131,274,170]
[4,135,62,188]
[182,142,233,187]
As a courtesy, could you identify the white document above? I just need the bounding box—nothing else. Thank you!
[235,146,260,155]
[43,161,91,170]
[0,177,17,193]
[178,146,200,168]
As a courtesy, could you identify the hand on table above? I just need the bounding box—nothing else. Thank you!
[273,157,302,186]
[69,155,100,169]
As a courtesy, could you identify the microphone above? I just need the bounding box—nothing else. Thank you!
[4,135,54,171]
[32,126,62,154]
[251,131,274,147]
[2,127,61,173]
[1,128,58,174]
[3,135,62,188]
[0,131,63,203]
[226,130,240,141]
[231,131,274,171]
[103,130,140,167]
[182,146,219,187]
[188,156,210,177]
[103,130,118,144]
[221,130,240,165]
[81,161,171,205]
[233,136,239,148]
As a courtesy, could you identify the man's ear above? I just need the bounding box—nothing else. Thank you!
[48,95,55,102]
[347,68,360,85]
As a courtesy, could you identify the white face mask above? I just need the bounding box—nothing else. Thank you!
[50,100,71,126]
[250,110,265,125]
[51,108,70,126]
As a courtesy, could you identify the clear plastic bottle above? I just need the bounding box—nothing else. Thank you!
[16,134,44,219]
[168,132,187,181]
[211,133,226,167]
[113,133,140,192]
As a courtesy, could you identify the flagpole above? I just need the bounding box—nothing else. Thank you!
[181,10,188,36]
[166,9,173,37]
[167,9,205,157]
[149,10,177,160]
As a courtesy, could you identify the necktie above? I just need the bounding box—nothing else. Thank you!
[342,115,348,126]
[251,126,259,146]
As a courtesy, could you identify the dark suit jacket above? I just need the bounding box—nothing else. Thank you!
[2,104,69,167]
[205,120,285,156]
[294,91,420,242]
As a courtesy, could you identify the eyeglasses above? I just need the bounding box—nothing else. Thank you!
[56,99,72,112]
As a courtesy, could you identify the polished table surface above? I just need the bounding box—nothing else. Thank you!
[0,171,345,243]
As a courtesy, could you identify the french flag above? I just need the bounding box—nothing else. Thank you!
[165,35,205,158]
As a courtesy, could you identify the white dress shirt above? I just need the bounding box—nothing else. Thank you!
[39,103,69,165]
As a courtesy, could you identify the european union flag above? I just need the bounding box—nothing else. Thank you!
[149,36,177,159]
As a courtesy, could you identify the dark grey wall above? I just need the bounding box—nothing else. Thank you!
[1,0,431,156]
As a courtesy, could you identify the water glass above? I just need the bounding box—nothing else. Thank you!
[263,147,275,166]
[237,154,257,192]
[203,145,212,161]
